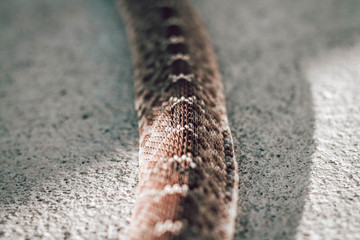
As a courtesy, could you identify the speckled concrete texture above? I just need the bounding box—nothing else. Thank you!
[192,0,360,239]
[0,0,359,239]
[0,0,138,239]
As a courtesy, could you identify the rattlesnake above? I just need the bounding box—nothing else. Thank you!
[117,0,239,239]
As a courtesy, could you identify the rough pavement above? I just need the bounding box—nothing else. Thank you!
[1,0,359,239]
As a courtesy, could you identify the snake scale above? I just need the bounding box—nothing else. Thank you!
[117,0,239,239]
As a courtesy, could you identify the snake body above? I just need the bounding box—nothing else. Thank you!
[117,0,238,239]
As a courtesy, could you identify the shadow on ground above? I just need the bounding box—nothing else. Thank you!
[1,0,359,239]
[193,0,360,239]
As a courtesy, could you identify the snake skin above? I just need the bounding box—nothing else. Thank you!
[117,0,239,239]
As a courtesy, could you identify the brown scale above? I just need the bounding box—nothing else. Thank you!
[166,43,189,54]
[117,0,238,239]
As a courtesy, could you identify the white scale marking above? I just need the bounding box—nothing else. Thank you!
[168,36,185,43]
[168,53,190,63]
[154,220,183,236]
[169,73,194,83]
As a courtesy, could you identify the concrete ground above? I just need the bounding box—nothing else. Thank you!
[0,0,359,239]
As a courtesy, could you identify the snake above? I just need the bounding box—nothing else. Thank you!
[116,0,239,239]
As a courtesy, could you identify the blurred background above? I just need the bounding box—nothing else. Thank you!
[1,0,359,239]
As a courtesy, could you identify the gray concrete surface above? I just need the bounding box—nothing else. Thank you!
[0,0,359,239]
